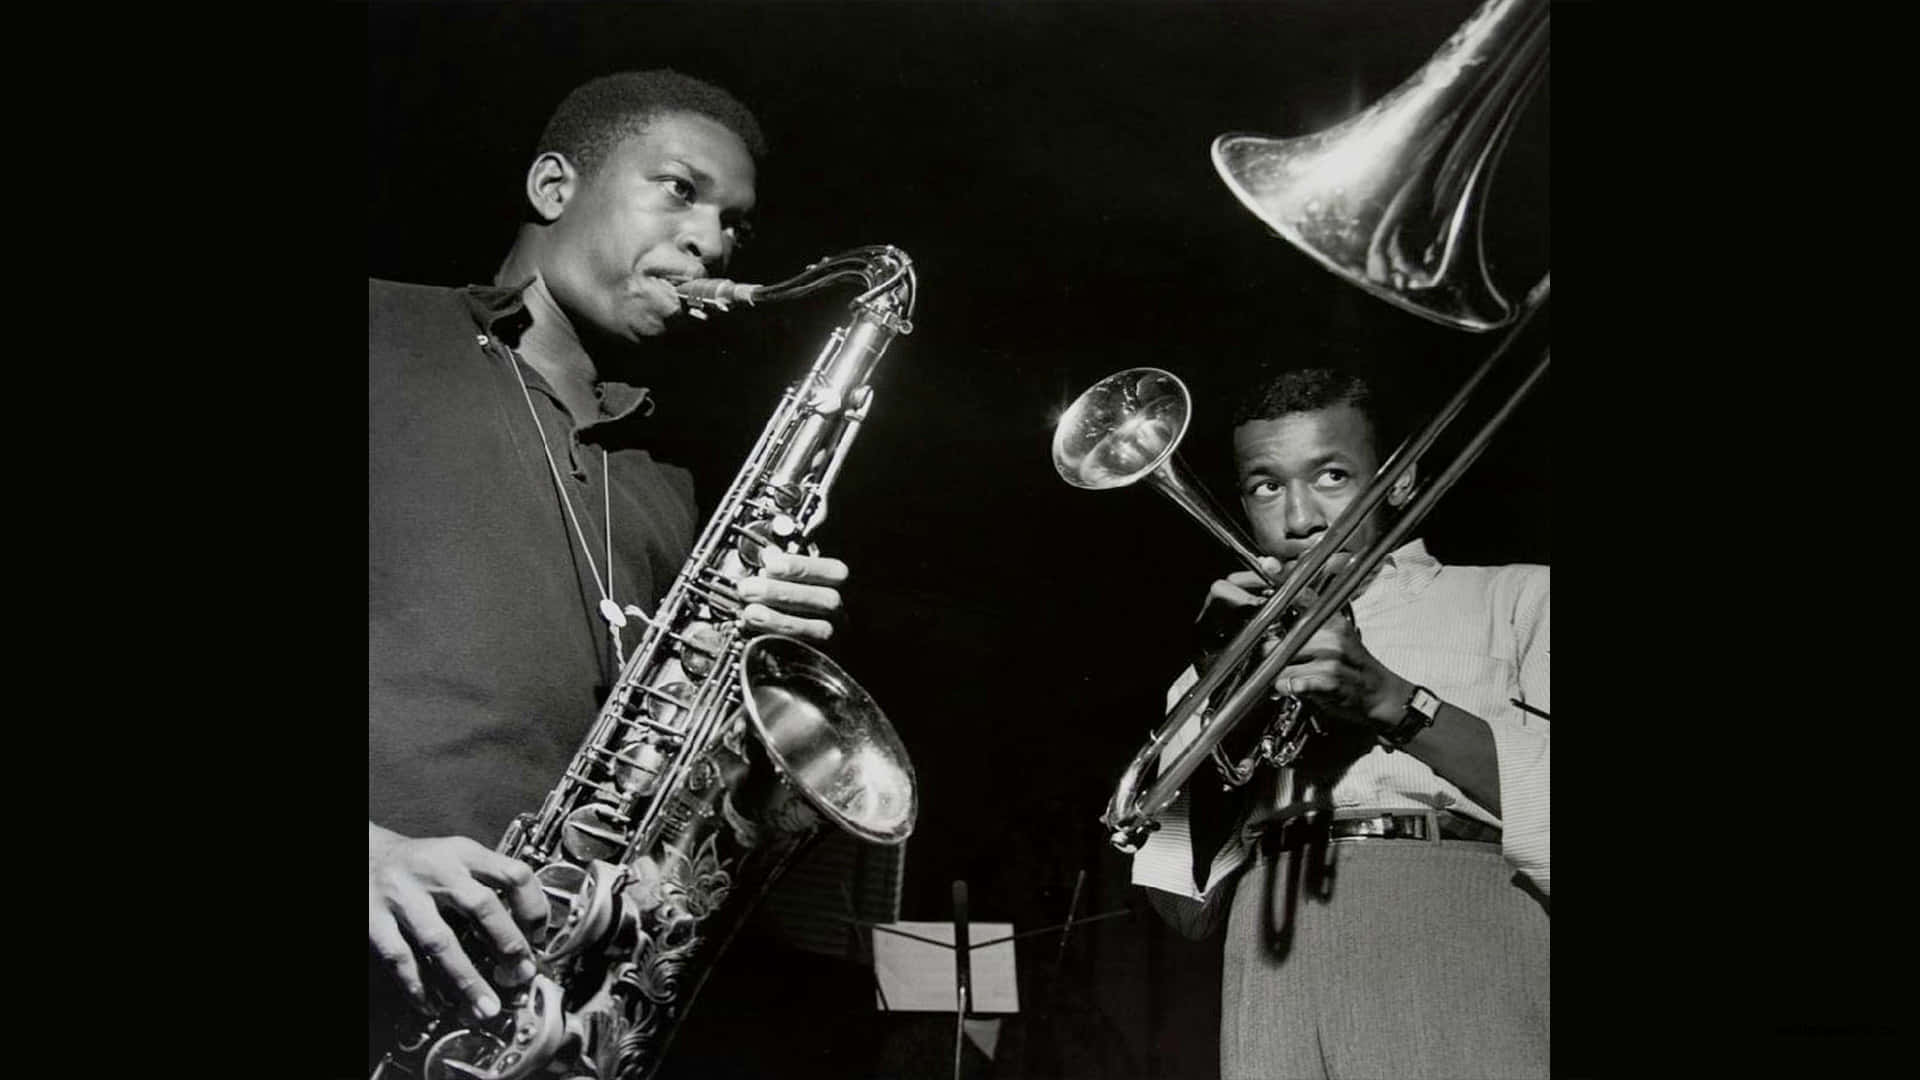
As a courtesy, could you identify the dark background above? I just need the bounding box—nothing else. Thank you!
[368,1,1556,1076]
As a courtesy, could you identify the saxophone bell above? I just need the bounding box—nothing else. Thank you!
[741,636,915,845]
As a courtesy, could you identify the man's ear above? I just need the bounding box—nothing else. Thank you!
[525,152,578,223]
[1388,462,1417,507]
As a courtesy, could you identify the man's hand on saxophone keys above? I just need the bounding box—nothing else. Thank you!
[737,548,848,643]
[368,822,551,1023]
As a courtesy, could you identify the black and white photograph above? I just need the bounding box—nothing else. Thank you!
[364,2,1565,1077]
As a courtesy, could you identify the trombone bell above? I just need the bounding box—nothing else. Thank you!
[1052,368,1190,491]
[1053,368,1276,578]
[1211,0,1549,332]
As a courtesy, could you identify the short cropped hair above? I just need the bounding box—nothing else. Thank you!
[535,69,769,181]
[1232,367,1401,459]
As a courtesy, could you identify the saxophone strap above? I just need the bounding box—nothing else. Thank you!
[501,337,629,665]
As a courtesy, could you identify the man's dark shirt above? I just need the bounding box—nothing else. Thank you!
[368,278,699,844]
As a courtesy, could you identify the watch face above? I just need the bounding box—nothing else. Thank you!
[1381,688,1439,752]
[1411,688,1440,718]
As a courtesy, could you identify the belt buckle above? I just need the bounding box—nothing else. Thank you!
[1350,817,1389,839]
[1348,813,1429,841]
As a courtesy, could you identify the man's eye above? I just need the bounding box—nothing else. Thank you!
[1246,479,1281,498]
[1317,469,1350,487]
[659,177,695,202]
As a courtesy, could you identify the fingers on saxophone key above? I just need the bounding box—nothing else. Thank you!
[737,577,843,619]
[453,882,536,988]
[757,549,849,586]
[740,602,834,642]
[369,904,430,1012]
[473,852,549,947]
[397,894,499,1020]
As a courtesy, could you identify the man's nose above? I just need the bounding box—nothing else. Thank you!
[1283,487,1326,538]
[679,208,727,269]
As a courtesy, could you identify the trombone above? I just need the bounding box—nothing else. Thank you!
[1052,0,1551,852]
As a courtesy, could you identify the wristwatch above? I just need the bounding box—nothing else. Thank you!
[1378,685,1441,752]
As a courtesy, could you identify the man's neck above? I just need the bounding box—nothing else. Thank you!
[495,267,603,425]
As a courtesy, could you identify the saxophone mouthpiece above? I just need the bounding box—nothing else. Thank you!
[676,279,761,317]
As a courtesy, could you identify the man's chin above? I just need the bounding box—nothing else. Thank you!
[572,311,663,356]
[618,313,671,341]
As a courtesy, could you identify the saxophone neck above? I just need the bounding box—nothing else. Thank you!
[677,246,916,325]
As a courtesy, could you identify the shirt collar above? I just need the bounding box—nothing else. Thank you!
[463,278,658,438]
[1349,536,1441,614]
[461,279,535,342]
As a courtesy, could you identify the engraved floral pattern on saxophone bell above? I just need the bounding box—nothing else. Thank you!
[615,1027,652,1080]
[573,998,620,1079]
[608,837,734,1078]
[603,930,679,1076]
[659,833,735,921]
[605,958,667,1079]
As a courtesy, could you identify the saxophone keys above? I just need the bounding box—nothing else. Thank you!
[534,862,622,963]
[559,802,636,863]
[677,624,724,678]
[419,975,568,1080]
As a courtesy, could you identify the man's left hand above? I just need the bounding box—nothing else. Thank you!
[738,548,847,643]
[1268,613,1414,736]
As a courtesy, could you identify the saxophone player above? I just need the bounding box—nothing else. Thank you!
[1130,366,1551,1080]
[367,71,851,1058]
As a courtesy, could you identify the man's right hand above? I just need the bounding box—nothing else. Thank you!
[1194,556,1287,670]
[368,822,550,1021]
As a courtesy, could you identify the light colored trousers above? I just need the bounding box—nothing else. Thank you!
[1221,837,1550,1080]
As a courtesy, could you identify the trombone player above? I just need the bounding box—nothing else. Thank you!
[1129,365,1550,1080]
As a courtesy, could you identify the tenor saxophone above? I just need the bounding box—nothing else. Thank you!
[374,246,920,1080]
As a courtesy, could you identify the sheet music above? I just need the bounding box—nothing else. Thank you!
[871,921,1021,1014]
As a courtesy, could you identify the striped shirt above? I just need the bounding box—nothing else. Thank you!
[1131,538,1551,899]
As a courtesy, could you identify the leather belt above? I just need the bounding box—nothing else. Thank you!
[1262,809,1502,852]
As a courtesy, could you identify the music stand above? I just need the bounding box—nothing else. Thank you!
[852,871,1132,1080]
